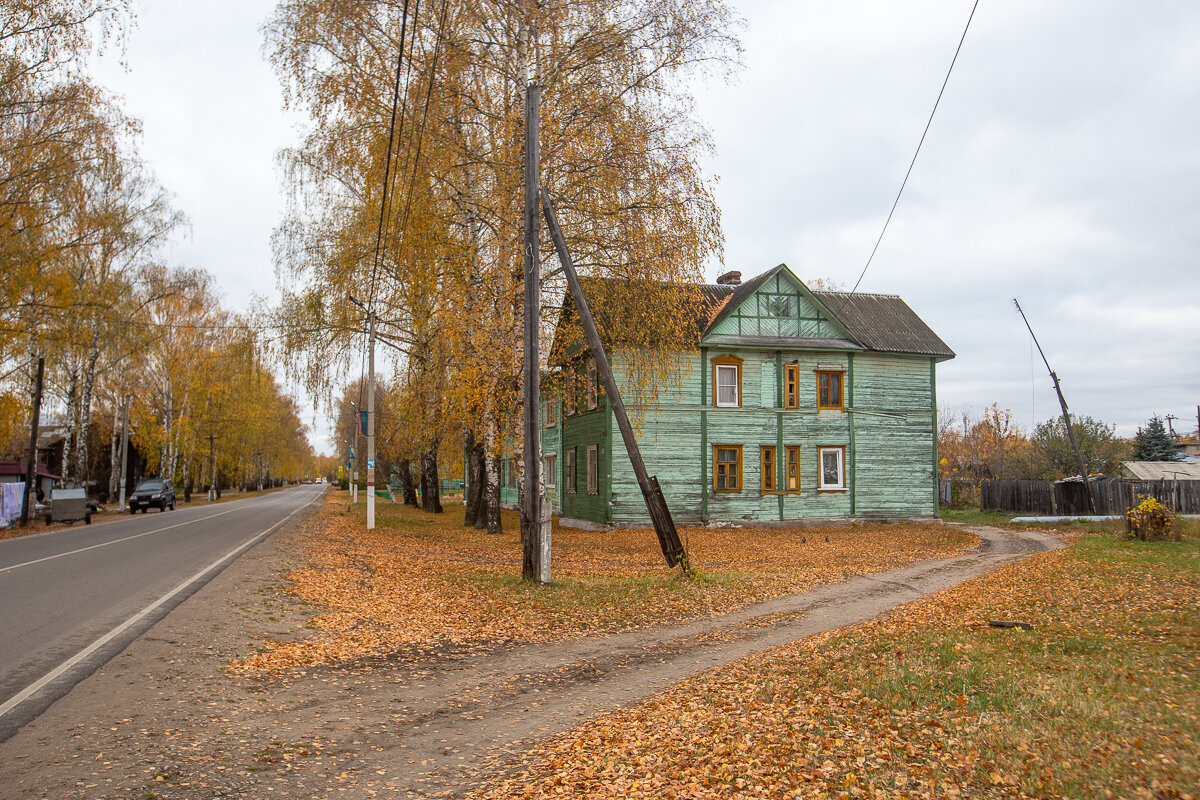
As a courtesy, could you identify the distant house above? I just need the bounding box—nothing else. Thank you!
[0,463,60,497]
[1117,461,1200,481]
[503,263,953,527]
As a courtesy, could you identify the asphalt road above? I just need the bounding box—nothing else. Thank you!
[0,484,325,743]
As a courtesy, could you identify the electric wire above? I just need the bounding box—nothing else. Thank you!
[393,0,451,275]
[366,0,416,313]
[843,0,981,302]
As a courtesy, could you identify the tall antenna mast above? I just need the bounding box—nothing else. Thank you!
[1014,299,1096,514]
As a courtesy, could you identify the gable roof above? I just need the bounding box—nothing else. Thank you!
[813,291,955,359]
[549,265,954,362]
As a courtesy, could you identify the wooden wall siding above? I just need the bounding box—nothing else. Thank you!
[608,408,706,525]
[708,272,850,342]
[543,414,562,514]
[759,358,776,407]
[560,399,610,523]
[565,342,937,526]
[611,348,702,407]
[852,354,935,412]
[850,354,936,515]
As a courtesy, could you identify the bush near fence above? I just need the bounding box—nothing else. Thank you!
[980,478,1200,516]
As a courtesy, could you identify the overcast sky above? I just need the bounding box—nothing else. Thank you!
[96,0,1200,451]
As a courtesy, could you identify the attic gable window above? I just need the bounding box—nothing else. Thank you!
[712,354,743,408]
[565,371,577,415]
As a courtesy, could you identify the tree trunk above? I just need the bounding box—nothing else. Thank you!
[464,430,484,527]
[420,446,443,514]
[108,397,123,501]
[483,410,501,534]
[398,458,419,507]
[74,334,101,488]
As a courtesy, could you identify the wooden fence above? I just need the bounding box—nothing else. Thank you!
[980,478,1200,516]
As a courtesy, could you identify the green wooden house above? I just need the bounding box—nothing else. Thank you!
[503,263,954,527]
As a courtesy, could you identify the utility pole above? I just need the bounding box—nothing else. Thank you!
[207,433,217,501]
[521,80,547,583]
[367,308,376,530]
[1014,299,1095,514]
[20,356,45,527]
[117,397,130,510]
[349,296,375,529]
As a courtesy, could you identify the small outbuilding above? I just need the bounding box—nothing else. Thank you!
[1116,461,1200,481]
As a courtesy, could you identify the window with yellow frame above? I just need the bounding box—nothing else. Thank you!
[784,364,800,409]
[786,445,801,491]
[713,445,742,492]
[760,446,776,492]
[817,369,844,410]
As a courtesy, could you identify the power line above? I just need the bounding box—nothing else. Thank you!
[845,0,981,298]
[394,0,451,269]
[367,0,416,312]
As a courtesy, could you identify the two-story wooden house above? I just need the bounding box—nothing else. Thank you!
[504,263,954,527]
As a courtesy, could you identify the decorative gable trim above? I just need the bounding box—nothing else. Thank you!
[704,263,860,347]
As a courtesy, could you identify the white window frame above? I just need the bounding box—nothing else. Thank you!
[715,364,739,408]
[546,395,557,427]
[586,444,598,495]
[543,453,557,489]
[566,447,577,494]
[817,446,846,492]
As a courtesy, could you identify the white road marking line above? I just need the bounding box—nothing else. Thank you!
[1,492,297,573]
[0,491,322,721]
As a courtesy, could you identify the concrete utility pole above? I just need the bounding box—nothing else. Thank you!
[521,80,547,583]
[20,356,45,526]
[117,397,130,510]
[367,308,376,530]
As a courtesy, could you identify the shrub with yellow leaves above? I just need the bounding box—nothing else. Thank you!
[1124,495,1178,541]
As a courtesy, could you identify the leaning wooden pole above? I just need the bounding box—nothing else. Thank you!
[541,189,688,571]
[1013,299,1096,514]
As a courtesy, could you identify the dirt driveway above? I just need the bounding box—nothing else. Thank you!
[0,519,1061,799]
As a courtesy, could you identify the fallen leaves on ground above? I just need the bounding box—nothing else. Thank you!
[468,534,1199,799]
[230,497,975,673]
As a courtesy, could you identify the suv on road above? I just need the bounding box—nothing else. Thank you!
[128,479,176,513]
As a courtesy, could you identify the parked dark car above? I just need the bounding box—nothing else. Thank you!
[128,479,176,513]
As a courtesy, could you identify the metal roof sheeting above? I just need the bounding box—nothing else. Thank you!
[813,291,955,359]
[1119,461,1200,480]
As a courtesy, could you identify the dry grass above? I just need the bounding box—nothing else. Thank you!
[471,533,1199,799]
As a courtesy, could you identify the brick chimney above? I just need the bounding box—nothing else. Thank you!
[715,270,742,286]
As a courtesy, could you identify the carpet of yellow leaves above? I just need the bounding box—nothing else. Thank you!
[232,496,975,673]
[470,534,1199,799]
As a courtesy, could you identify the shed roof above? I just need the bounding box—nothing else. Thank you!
[0,462,61,480]
[1119,461,1200,480]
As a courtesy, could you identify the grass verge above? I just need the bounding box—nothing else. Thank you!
[472,532,1199,799]
[231,497,977,672]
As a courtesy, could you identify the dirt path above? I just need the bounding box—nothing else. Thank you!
[0,523,1062,799]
